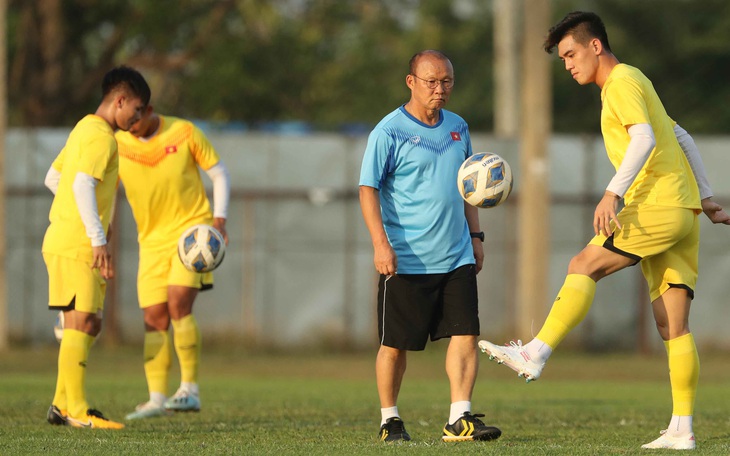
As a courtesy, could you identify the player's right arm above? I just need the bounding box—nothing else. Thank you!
[44,148,67,194]
[359,185,397,275]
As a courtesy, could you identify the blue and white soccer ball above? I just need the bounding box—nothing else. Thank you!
[177,224,226,273]
[457,152,513,208]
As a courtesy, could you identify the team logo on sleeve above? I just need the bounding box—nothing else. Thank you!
[450,132,461,141]
[165,145,178,154]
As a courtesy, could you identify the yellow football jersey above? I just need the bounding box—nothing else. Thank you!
[42,115,119,259]
[600,64,700,209]
[115,115,220,248]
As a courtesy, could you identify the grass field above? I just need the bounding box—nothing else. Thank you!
[1,342,729,455]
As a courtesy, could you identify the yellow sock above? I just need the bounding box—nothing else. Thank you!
[535,274,596,349]
[665,333,700,416]
[60,329,93,418]
[52,352,67,411]
[172,315,201,384]
[144,330,172,397]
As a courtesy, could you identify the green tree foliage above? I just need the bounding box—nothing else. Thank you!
[550,0,730,133]
[7,0,730,132]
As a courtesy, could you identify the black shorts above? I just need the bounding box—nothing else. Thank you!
[377,264,480,351]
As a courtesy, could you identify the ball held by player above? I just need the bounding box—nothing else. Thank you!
[177,224,226,273]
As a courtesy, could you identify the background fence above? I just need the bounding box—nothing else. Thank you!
[5,129,730,351]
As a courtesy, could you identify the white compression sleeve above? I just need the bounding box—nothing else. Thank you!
[203,162,231,219]
[674,123,713,200]
[45,166,61,195]
[72,172,106,247]
[606,123,656,198]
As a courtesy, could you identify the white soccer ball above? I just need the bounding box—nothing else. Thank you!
[53,311,64,343]
[177,224,226,273]
[457,152,513,208]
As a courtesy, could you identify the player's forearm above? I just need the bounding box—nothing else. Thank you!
[204,162,231,219]
[606,123,655,197]
[72,172,106,247]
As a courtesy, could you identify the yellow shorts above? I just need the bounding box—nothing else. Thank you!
[137,243,213,308]
[43,253,106,313]
[589,204,700,302]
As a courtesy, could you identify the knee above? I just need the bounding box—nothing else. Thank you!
[654,321,690,341]
[567,254,604,281]
[144,310,170,332]
[89,318,102,337]
[567,254,588,275]
[378,345,404,362]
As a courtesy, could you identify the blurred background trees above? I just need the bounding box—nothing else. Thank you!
[7,0,730,132]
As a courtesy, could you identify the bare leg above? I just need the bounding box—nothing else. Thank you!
[445,335,477,403]
[375,345,406,408]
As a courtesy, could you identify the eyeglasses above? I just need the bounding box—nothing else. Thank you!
[411,74,455,89]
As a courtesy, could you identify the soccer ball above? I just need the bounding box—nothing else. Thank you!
[457,152,513,208]
[54,311,64,343]
[177,224,226,273]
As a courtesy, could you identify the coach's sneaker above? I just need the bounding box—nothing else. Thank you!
[47,404,67,425]
[641,430,696,450]
[479,339,544,382]
[125,400,172,420]
[67,409,125,429]
[442,412,502,442]
[378,417,411,442]
[164,387,201,412]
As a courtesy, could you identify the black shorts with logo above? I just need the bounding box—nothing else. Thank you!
[377,264,480,351]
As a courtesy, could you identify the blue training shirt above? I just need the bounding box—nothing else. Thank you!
[359,105,475,274]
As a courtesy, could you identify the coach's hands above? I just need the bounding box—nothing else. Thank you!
[701,198,730,225]
[91,243,114,279]
[374,242,398,276]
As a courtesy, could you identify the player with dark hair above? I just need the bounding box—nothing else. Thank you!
[479,11,730,450]
[114,105,230,420]
[43,65,150,429]
[360,49,501,443]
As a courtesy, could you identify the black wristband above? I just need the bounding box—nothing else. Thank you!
[470,231,484,242]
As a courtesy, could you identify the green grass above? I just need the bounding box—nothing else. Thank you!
[1,344,729,455]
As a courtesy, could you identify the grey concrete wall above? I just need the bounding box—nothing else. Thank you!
[6,129,730,350]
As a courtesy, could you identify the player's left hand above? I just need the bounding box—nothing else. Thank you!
[701,198,730,225]
[213,217,229,244]
[91,244,114,279]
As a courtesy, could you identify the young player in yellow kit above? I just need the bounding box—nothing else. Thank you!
[114,105,230,419]
[43,65,150,429]
[478,11,730,450]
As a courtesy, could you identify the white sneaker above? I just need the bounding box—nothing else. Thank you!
[125,401,172,420]
[641,430,696,450]
[164,387,201,412]
[478,339,544,382]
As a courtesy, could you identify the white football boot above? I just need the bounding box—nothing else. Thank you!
[164,387,201,412]
[641,430,696,450]
[125,400,172,420]
[478,339,545,382]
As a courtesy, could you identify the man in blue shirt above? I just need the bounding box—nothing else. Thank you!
[359,50,501,443]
